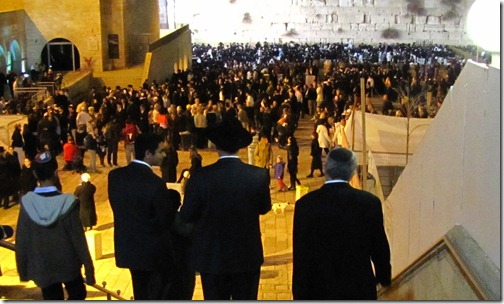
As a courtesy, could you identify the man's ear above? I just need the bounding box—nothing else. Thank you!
[143,149,153,162]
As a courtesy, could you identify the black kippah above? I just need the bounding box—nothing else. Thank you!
[328,148,353,163]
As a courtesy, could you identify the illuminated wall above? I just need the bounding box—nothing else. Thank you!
[169,0,475,45]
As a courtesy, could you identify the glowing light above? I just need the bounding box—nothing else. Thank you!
[466,0,501,52]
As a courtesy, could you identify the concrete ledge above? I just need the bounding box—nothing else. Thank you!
[85,230,103,261]
[444,225,500,300]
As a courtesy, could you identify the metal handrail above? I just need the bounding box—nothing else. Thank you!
[13,87,50,107]
[87,280,129,300]
[34,82,56,96]
[0,239,129,300]
[0,239,15,251]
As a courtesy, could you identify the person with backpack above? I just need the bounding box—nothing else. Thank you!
[15,150,95,300]
[121,117,141,165]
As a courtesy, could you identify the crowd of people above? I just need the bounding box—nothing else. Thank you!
[0,40,469,300]
[2,41,465,177]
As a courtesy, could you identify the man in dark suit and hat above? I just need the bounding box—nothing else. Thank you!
[292,147,391,300]
[180,117,271,300]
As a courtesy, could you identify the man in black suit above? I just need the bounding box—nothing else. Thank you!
[180,117,271,300]
[292,147,391,300]
[108,133,177,300]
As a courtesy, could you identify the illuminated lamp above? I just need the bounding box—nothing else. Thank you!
[466,0,501,66]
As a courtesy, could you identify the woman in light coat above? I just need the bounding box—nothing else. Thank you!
[315,117,331,156]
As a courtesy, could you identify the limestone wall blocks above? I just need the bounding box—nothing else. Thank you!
[424,24,445,32]
[368,13,396,24]
[373,0,403,8]
[397,14,413,24]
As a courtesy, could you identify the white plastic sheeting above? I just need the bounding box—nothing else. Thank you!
[344,111,433,166]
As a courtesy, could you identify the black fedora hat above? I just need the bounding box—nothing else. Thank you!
[205,117,252,153]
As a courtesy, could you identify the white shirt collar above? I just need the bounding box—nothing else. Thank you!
[132,159,152,169]
[219,155,240,159]
[324,179,348,184]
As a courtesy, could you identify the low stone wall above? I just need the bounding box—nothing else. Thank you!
[143,25,192,85]
[62,70,93,103]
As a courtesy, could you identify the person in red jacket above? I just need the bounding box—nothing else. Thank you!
[62,135,79,171]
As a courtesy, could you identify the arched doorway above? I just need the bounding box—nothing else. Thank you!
[41,38,80,71]
[8,40,22,73]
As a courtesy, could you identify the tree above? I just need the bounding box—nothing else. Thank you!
[393,78,429,164]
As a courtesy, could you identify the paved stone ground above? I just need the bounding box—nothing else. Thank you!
[0,115,327,300]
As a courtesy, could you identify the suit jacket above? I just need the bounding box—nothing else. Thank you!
[180,157,271,274]
[108,161,176,271]
[292,182,391,300]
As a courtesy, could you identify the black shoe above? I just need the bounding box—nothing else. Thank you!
[319,173,325,177]
[306,174,313,178]
[288,186,296,191]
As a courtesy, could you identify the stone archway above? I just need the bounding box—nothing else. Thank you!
[8,40,21,73]
[41,38,80,71]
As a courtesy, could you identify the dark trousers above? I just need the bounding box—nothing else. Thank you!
[107,142,118,166]
[130,269,171,300]
[200,269,260,300]
[41,275,86,300]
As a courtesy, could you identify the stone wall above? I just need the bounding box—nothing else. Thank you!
[387,61,501,275]
[0,0,159,75]
[0,0,476,77]
[123,0,160,66]
[23,0,103,71]
[100,0,126,70]
[175,0,474,46]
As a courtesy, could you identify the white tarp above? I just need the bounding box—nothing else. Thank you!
[344,111,433,166]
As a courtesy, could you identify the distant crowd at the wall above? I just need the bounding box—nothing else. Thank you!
[0,42,467,179]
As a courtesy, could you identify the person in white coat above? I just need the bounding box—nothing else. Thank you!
[315,115,331,156]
